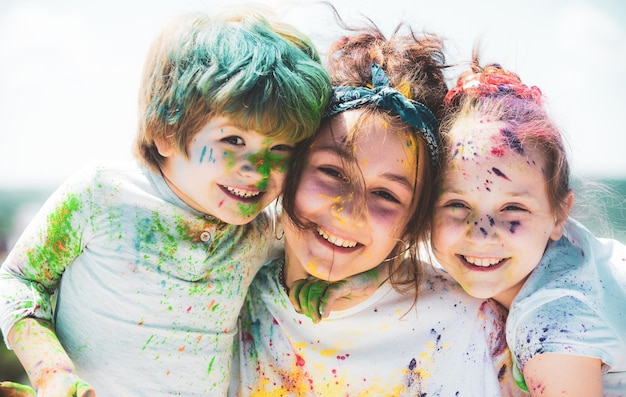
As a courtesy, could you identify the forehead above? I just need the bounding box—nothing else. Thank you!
[313,110,420,177]
[445,117,548,186]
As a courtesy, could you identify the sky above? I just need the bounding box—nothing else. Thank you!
[0,0,625,190]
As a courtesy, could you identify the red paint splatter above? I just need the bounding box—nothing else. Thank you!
[490,146,505,157]
[295,354,305,367]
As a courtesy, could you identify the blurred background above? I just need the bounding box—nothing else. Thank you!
[1,0,624,385]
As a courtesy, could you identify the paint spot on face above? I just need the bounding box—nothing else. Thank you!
[491,167,510,181]
[247,150,289,191]
[479,227,488,237]
[491,146,505,157]
[509,221,520,233]
[487,215,495,226]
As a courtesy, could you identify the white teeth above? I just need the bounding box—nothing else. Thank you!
[464,256,503,267]
[317,227,357,248]
[225,186,261,198]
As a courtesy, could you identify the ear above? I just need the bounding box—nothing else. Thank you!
[549,190,574,241]
[154,137,175,158]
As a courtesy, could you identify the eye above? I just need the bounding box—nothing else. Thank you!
[222,136,244,146]
[319,166,347,181]
[270,143,294,153]
[502,204,528,212]
[443,200,469,210]
[373,190,400,203]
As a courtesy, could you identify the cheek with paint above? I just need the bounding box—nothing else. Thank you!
[247,150,289,191]
[198,145,217,165]
[222,150,237,171]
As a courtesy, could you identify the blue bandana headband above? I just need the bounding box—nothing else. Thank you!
[325,61,439,164]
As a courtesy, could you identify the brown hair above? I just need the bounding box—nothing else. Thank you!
[283,17,448,299]
[134,8,331,172]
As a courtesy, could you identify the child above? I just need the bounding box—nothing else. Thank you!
[432,59,626,395]
[229,21,523,396]
[0,7,330,397]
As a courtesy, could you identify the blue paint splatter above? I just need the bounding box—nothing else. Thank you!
[199,146,207,163]
[509,221,520,233]
[479,227,488,237]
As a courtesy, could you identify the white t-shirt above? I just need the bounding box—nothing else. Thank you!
[0,160,281,397]
[231,258,524,396]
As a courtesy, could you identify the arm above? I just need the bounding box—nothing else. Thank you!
[523,353,603,397]
[7,318,94,397]
[0,171,96,396]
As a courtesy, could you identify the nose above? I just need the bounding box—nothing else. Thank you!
[330,193,367,229]
[466,214,499,241]
[238,158,266,179]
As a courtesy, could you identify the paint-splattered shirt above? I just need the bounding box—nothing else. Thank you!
[507,218,626,395]
[0,161,281,397]
[230,258,525,396]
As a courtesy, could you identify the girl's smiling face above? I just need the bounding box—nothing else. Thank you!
[158,116,294,225]
[431,117,568,308]
[284,110,420,282]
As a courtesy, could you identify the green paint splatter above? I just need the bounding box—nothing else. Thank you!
[25,194,82,283]
[247,150,288,191]
[237,202,261,218]
[207,355,216,375]
[142,334,155,351]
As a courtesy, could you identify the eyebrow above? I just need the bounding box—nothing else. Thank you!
[382,172,414,192]
[312,144,355,161]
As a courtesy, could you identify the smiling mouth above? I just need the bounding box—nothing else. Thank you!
[220,185,264,203]
[461,255,507,268]
[317,227,358,248]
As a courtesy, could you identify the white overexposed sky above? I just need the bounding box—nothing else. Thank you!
[1,0,625,190]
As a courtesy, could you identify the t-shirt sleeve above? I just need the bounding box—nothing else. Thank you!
[0,166,94,342]
[509,295,617,372]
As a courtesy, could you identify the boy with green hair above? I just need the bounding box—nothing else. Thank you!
[0,7,330,397]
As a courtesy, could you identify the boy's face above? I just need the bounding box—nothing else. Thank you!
[159,116,294,225]
[284,111,418,282]
[431,118,565,308]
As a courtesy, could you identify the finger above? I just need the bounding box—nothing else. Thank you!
[303,280,329,323]
[288,279,307,313]
[297,280,321,323]
[318,280,348,317]
[0,382,36,397]
[75,382,95,397]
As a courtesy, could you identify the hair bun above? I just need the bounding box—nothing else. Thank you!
[444,63,542,106]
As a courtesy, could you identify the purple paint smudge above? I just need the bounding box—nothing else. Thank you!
[501,128,524,155]
[491,167,510,181]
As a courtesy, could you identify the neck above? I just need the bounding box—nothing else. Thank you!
[160,169,210,216]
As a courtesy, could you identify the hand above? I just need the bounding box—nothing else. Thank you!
[288,277,331,323]
[34,369,95,397]
[0,381,35,397]
[288,267,382,323]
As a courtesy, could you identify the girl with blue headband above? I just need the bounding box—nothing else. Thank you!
[229,18,524,396]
